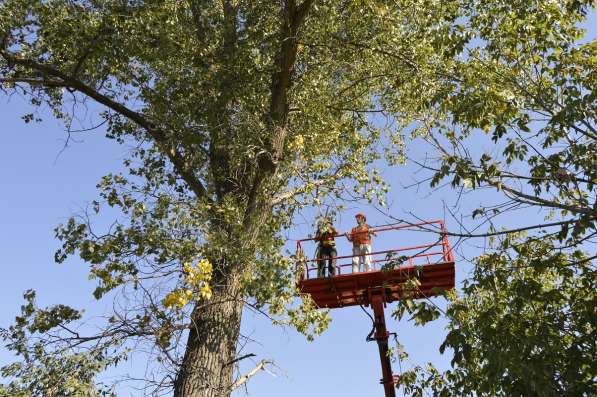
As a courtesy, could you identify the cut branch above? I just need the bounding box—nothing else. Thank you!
[230,359,271,391]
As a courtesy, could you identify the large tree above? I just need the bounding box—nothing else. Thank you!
[1,0,595,396]
[0,1,444,396]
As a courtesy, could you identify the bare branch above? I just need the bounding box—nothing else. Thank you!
[222,353,256,368]
[502,185,596,217]
[230,359,271,391]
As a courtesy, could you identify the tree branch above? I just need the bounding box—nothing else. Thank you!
[0,77,66,87]
[376,207,578,239]
[270,179,326,205]
[502,185,595,217]
[230,359,271,391]
[442,219,577,239]
[0,50,210,200]
[222,353,256,368]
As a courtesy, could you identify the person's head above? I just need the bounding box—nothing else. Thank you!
[318,217,333,230]
[355,213,366,225]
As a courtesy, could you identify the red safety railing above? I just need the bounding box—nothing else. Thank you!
[295,220,454,280]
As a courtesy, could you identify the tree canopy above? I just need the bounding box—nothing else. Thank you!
[1,0,595,396]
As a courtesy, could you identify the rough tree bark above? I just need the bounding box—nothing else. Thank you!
[173,273,244,397]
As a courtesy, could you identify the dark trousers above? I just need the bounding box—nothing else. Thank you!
[317,245,337,277]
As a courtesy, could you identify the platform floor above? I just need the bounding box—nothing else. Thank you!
[297,262,455,308]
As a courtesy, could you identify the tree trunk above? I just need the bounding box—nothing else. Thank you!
[174,273,244,397]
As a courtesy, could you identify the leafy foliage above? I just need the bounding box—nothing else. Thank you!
[0,0,595,395]
[396,236,596,397]
[382,1,596,396]
[411,0,596,244]
[0,291,121,397]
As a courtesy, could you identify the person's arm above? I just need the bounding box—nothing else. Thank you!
[345,230,353,241]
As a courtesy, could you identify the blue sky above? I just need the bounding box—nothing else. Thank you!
[1,13,595,397]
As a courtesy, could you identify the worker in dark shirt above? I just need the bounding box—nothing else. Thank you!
[315,219,338,278]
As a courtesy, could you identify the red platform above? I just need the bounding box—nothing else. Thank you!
[299,262,454,308]
[295,220,456,308]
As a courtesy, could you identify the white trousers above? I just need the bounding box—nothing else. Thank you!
[352,244,372,273]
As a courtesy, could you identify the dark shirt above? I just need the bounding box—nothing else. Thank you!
[316,226,337,247]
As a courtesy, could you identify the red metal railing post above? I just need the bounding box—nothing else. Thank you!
[296,241,300,277]
[439,221,447,262]
[371,295,396,397]
[296,240,311,280]
[439,221,454,263]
